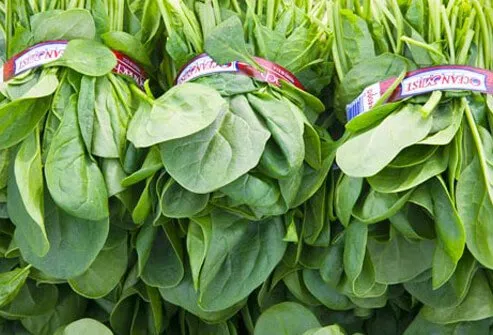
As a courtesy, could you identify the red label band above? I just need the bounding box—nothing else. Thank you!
[112,51,147,88]
[175,53,305,91]
[347,65,493,121]
[1,40,147,87]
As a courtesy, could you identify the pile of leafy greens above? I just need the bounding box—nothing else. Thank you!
[1,0,493,334]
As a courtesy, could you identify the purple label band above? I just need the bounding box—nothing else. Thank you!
[175,53,305,91]
[347,65,493,121]
[1,40,148,88]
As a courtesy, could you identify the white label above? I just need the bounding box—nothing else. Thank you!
[401,68,487,96]
[14,42,67,75]
[361,82,382,111]
[346,82,382,120]
[176,54,238,84]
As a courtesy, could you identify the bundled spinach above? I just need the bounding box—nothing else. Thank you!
[121,0,344,332]
[0,1,165,333]
[330,0,493,332]
[126,0,335,221]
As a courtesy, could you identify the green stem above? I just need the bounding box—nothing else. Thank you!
[5,0,12,58]
[107,0,114,30]
[486,7,493,30]
[472,0,491,68]
[463,97,493,199]
[374,69,407,109]
[450,5,458,45]
[421,91,442,118]
[118,0,124,31]
[231,0,242,16]
[353,0,363,17]
[157,0,173,39]
[400,36,443,57]
[266,0,276,30]
[456,29,475,64]
[363,0,371,19]
[390,0,403,54]
[212,0,222,24]
[257,0,264,16]
[441,5,455,63]
[332,43,345,81]
[130,81,154,105]
[376,3,397,53]
[332,0,349,73]
[446,0,457,17]
[108,75,133,116]
[432,0,441,43]
[30,0,40,12]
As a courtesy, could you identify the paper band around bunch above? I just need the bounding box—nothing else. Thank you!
[175,53,305,91]
[346,65,493,121]
[0,40,148,87]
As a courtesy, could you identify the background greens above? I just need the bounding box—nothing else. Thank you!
[0,0,493,334]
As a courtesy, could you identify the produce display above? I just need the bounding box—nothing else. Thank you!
[0,0,492,334]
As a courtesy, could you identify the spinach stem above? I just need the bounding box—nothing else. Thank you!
[108,75,133,116]
[130,82,154,105]
[363,0,371,19]
[353,0,363,17]
[257,0,264,16]
[472,0,491,68]
[377,4,397,53]
[456,29,474,64]
[390,0,403,54]
[332,0,348,73]
[5,0,11,58]
[441,5,455,63]
[331,43,345,81]
[266,0,275,30]
[400,36,443,57]
[108,0,114,30]
[212,0,222,23]
[450,5,458,45]
[374,69,407,110]
[463,97,493,199]
[421,91,442,118]
[30,0,40,12]
[231,0,242,16]
[157,1,173,38]
[446,0,457,17]
[429,0,441,44]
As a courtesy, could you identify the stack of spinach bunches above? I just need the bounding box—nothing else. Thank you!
[2,0,493,334]
[330,0,493,333]
[0,1,164,333]
[124,1,341,333]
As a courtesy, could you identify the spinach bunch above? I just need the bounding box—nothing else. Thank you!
[329,0,493,332]
[0,1,164,332]
[121,0,344,331]
[125,0,335,222]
